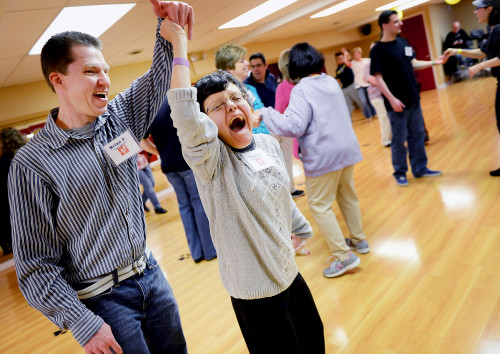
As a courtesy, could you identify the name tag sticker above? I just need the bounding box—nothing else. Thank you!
[104,130,141,166]
[405,46,413,57]
[241,148,276,172]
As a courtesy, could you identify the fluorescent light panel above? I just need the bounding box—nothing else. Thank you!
[398,0,431,10]
[219,0,298,29]
[375,0,430,11]
[311,0,366,18]
[29,4,136,55]
[376,0,412,11]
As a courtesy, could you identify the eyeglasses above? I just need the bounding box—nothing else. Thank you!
[206,92,248,115]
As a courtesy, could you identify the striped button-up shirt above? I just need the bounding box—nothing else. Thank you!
[8,19,172,346]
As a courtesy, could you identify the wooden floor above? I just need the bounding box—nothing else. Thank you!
[1,76,500,353]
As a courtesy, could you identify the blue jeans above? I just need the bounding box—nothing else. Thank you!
[81,254,187,354]
[356,87,377,118]
[138,166,161,209]
[165,169,216,261]
[388,102,428,177]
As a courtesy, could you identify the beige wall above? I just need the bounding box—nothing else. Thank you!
[1,2,485,130]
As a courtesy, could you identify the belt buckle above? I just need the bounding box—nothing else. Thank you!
[132,254,146,274]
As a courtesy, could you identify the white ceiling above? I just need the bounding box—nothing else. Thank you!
[0,0,443,88]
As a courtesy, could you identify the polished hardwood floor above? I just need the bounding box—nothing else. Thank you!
[1,76,499,353]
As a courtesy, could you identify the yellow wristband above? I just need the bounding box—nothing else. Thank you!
[458,48,462,54]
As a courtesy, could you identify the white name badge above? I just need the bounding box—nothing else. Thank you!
[104,130,141,166]
[241,148,276,172]
[405,46,413,57]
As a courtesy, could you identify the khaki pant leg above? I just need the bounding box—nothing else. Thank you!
[336,165,366,243]
[305,170,351,260]
[370,97,392,146]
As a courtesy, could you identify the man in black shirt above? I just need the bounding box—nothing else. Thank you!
[335,51,363,116]
[443,21,474,73]
[370,10,444,187]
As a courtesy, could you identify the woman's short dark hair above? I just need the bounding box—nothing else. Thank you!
[195,70,248,113]
[41,31,102,93]
[0,128,27,159]
[288,42,324,80]
[378,10,398,29]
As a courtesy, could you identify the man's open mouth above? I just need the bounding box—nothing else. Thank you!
[93,92,107,99]
[229,116,246,131]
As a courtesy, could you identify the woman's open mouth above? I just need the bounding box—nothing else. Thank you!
[229,116,246,131]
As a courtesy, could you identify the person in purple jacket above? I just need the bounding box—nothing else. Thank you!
[258,42,370,278]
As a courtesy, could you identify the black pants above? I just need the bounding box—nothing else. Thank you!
[496,80,500,134]
[231,273,325,354]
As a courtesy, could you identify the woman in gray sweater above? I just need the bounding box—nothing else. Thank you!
[163,18,324,354]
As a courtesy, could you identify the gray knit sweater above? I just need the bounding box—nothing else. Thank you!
[167,88,313,300]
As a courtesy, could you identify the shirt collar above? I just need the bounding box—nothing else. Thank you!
[230,137,256,153]
[44,108,106,149]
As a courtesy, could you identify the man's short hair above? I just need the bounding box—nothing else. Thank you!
[378,10,398,30]
[249,52,266,64]
[335,52,344,57]
[195,70,248,113]
[41,31,102,93]
[288,42,324,81]
[215,44,246,71]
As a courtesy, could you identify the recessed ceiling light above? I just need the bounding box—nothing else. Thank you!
[311,0,367,18]
[398,0,431,11]
[219,0,298,29]
[375,0,430,11]
[29,4,136,55]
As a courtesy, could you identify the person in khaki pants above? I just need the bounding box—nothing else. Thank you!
[259,42,370,278]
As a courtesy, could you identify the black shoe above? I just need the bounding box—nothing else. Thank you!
[144,203,150,212]
[490,167,500,176]
[291,190,305,198]
[155,208,167,214]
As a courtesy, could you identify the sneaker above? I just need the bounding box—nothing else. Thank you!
[345,238,370,254]
[323,251,361,278]
[144,203,150,212]
[291,190,305,198]
[395,175,409,187]
[415,168,442,178]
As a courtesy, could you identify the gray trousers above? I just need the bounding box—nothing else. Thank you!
[342,83,363,115]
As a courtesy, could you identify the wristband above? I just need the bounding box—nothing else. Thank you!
[431,60,435,66]
[458,48,462,54]
[173,57,190,68]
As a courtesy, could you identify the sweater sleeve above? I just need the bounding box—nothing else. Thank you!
[167,87,221,184]
[261,85,311,138]
[290,200,313,239]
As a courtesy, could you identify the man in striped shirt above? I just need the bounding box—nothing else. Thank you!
[8,1,193,353]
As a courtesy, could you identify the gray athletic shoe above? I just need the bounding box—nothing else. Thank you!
[345,238,370,254]
[323,251,361,278]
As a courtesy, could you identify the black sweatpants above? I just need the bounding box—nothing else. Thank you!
[231,273,325,354]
